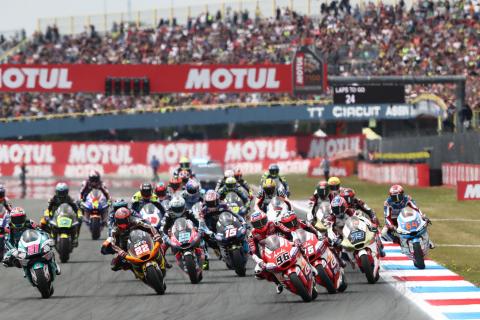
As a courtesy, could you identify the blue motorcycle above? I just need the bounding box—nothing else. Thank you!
[215,212,248,277]
[82,189,109,240]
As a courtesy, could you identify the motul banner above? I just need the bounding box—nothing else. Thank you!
[297,134,364,160]
[457,181,480,200]
[442,163,480,186]
[0,64,292,93]
[307,158,355,177]
[358,161,430,187]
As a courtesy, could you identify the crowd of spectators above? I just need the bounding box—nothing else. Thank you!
[0,0,479,119]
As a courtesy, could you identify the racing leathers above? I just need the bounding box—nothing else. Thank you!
[0,197,13,213]
[348,198,379,226]
[260,173,290,196]
[255,189,292,213]
[131,192,165,216]
[217,185,250,215]
[101,217,161,270]
[181,190,203,211]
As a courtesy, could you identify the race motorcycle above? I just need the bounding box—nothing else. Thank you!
[48,203,80,263]
[14,229,58,298]
[396,208,430,269]
[82,189,109,240]
[225,192,243,216]
[266,197,289,223]
[0,204,8,260]
[140,203,163,232]
[295,229,347,294]
[263,235,317,302]
[341,215,380,284]
[114,229,166,294]
[307,200,331,234]
[215,212,248,277]
[169,218,205,284]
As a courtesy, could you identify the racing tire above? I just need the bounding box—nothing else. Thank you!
[34,269,53,299]
[231,248,246,277]
[289,273,312,302]
[145,265,165,295]
[58,237,71,263]
[90,218,101,240]
[413,242,425,269]
[316,265,336,294]
[185,254,200,284]
[312,287,318,301]
[360,254,376,284]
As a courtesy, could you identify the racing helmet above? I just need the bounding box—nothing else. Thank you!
[169,197,186,218]
[225,177,237,190]
[55,182,69,200]
[179,157,190,169]
[140,183,153,199]
[0,185,5,201]
[185,180,200,195]
[316,180,329,198]
[280,211,298,231]
[205,190,219,208]
[327,176,341,192]
[10,207,27,228]
[331,196,347,219]
[112,199,128,212]
[234,168,243,181]
[155,182,167,198]
[250,211,268,233]
[178,170,190,184]
[169,176,182,191]
[389,185,405,203]
[114,207,131,230]
[88,170,101,185]
[262,178,276,196]
[340,188,356,206]
[224,169,234,179]
[268,164,280,177]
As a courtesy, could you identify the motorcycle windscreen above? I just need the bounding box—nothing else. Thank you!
[127,229,154,258]
[225,192,242,206]
[173,218,193,244]
[21,229,40,243]
[88,189,108,209]
[264,235,282,251]
[141,203,158,216]
[54,203,77,227]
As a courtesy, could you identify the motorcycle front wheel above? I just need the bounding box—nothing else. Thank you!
[316,265,336,294]
[360,254,376,284]
[413,242,425,269]
[231,248,246,277]
[289,273,312,302]
[145,265,165,295]
[33,268,53,299]
[57,237,71,263]
[90,217,101,240]
[184,254,200,284]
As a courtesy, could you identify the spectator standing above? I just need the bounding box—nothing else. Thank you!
[20,160,27,199]
[320,156,331,181]
[150,155,160,182]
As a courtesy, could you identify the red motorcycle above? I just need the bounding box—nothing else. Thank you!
[294,229,347,294]
[263,235,317,302]
[169,218,205,284]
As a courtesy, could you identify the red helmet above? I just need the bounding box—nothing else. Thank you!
[250,211,268,233]
[114,207,131,230]
[316,180,329,198]
[331,196,347,218]
[280,211,299,231]
[155,182,167,198]
[389,185,405,203]
[340,188,356,206]
[178,170,190,184]
[10,207,27,228]
[205,190,219,208]
[234,168,243,180]
[169,177,182,191]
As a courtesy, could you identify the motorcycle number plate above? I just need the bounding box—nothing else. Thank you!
[58,217,72,228]
[134,243,150,256]
[276,252,290,266]
[349,230,366,244]
[27,244,40,255]
[178,232,191,243]
[225,228,237,238]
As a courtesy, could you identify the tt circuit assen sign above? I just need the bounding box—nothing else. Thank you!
[0,64,292,93]
[457,181,480,201]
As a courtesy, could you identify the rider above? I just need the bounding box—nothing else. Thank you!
[261,164,290,196]
[256,178,292,213]
[161,197,208,269]
[2,207,61,275]
[0,185,13,212]
[307,180,329,223]
[79,170,110,201]
[101,207,163,271]
[217,177,250,215]
[279,211,319,239]
[107,199,130,234]
[131,183,165,216]
[215,169,234,192]
[327,176,342,201]
[173,157,194,177]
[41,182,82,247]
[154,182,170,202]
[248,211,292,294]
[178,169,191,186]
[234,168,253,199]
[340,188,379,226]
[182,180,203,210]
[383,185,434,248]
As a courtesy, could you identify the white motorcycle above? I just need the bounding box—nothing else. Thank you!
[307,200,331,234]
[266,196,290,223]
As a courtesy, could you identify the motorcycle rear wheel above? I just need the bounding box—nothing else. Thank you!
[58,237,71,263]
[360,254,376,284]
[34,269,53,299]
[145,265,165,295]
[231,249,246,277]
[185,254,200,284]
[413,242,425,269]
[289,273,312,302]
[316,265,336,294]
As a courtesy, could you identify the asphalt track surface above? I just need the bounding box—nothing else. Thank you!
[0,195,432,320]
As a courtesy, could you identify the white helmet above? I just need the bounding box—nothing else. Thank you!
[224,169,234,178]
[169,197,186,218]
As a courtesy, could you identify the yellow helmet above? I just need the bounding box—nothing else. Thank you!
[262,178,276,196]
[328,177,341,191]
[179,157,190,168]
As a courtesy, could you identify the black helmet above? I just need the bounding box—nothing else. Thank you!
[140,183,153,199]
[269,164,280,177]
[88,170,101,185]
[55,182,69,199]
[0,185,5,200]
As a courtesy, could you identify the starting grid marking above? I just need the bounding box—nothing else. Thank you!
[292,201,480,320]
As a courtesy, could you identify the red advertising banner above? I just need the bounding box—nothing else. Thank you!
[358,161,430,187]
[307,158,355,177]
[0,64,292,93]
[457,181,480,200]
[442,163,480,186]
[297,134,364,160]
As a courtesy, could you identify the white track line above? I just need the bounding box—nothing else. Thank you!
[436,244,480,248]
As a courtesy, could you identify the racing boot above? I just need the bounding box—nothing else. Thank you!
[53,258,61,275]
[272,277,283,294]
[165,260,173,269]
[429,240,435,249]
